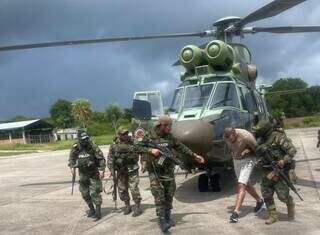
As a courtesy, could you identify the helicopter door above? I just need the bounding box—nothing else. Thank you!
[133,91,164,119]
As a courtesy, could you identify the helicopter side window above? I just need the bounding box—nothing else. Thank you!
[238,86,248,111]
[211,83,240,109]
[244,89,258,113]
[184,84,214,109]
[169,88,184,112]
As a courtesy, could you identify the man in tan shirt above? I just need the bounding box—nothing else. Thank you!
[224,127,265,223]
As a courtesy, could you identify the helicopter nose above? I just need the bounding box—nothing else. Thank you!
[171,120,214,154]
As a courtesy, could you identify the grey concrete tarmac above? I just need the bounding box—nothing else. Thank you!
[0,128,319,235]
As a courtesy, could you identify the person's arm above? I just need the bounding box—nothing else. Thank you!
[107,145,115,172]
[68,144,78,175]
[277,134,297,166]
[172,136,204,163]
[92,143,106,178]
[240,132,257,157]
[68,144,78,168]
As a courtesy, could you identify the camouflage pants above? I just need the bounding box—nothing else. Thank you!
[78,169,102,206]
[261,175,293,210]
[118,169,141,204]
[149,172,176,217]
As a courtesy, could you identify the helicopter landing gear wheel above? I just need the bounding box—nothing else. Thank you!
[198,173,209,192]
[210,173,221,192]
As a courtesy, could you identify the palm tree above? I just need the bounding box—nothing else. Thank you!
[72,99,92,128]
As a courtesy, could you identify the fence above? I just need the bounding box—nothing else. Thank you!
[27,134,53,144]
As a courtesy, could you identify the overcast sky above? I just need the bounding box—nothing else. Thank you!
[0,0,320,120]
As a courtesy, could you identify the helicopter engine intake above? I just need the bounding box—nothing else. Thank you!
[204,40,234,70]
[179,45,204,69]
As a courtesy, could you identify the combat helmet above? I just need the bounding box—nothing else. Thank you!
[117,126,129,135]
[77,129,89,140]
[255,120,273,139]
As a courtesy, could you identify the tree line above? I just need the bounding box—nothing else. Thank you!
[265,78,320,118]
[49,98,132,136]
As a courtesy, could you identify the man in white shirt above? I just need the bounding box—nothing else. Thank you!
[224,127,265,223]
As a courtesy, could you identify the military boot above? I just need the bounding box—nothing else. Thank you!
[87,203,96,218]
[165,210,175,227]
[123,201,132,215]
[265,209,278,225]
[132,202,142,217]
[93,205,102,221]
[287,201,295,220]
[158,217,171,233]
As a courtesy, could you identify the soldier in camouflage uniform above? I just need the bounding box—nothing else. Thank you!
[139,115,205,233]
[255,121,297,225]
[107,126,151,217]
[272,112,286,133]
[68,130,106,220]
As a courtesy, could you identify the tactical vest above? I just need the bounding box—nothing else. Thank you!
[263,132,283,160]
[76,145,97,170]
[112,142,139,169]
[148,134,176,177]
[262,131,295,171]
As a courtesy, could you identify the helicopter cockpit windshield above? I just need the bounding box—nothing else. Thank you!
[169,76,242,113]
[184,84,214,109]
[210,83,239,109]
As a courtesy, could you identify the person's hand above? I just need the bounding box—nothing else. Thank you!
[70,168,75,176]
[195,154,205,164]
[241,149,251,157]
[99,171,105,179]
[256,144,267,155]
[277,159,285,168]
[150,148,160,158]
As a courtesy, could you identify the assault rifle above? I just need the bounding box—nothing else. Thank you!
[71,168,76,195]
[111,168,118,210]
[140,140,182,167]
[258,148,303,201]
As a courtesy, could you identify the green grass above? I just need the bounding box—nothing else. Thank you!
[0,134,114,151]
[285,115,320,129]
[0,151,36,157]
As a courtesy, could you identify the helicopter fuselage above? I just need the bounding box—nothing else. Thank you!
[134,40,269,170]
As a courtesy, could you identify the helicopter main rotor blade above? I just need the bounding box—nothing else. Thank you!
[0,31,215,52]
[266,88,307,96]
[244,25,320,34]
[230,0,306,30]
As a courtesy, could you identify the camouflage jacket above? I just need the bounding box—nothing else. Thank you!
[107,138,150,172]
[257,131,296,171]
[68,141,106,172]
[140,128,197,178]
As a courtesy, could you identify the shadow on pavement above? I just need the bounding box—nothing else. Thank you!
[295,178,320,189]
[227,205,259,219]
[21,181,72,187]
[296,157,320,163]
[175,170,237,203]
[149,212,208,225]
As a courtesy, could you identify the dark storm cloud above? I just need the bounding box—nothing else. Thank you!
[0,0,319,119]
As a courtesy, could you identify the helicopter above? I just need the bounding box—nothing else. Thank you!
[1,0,319,192]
